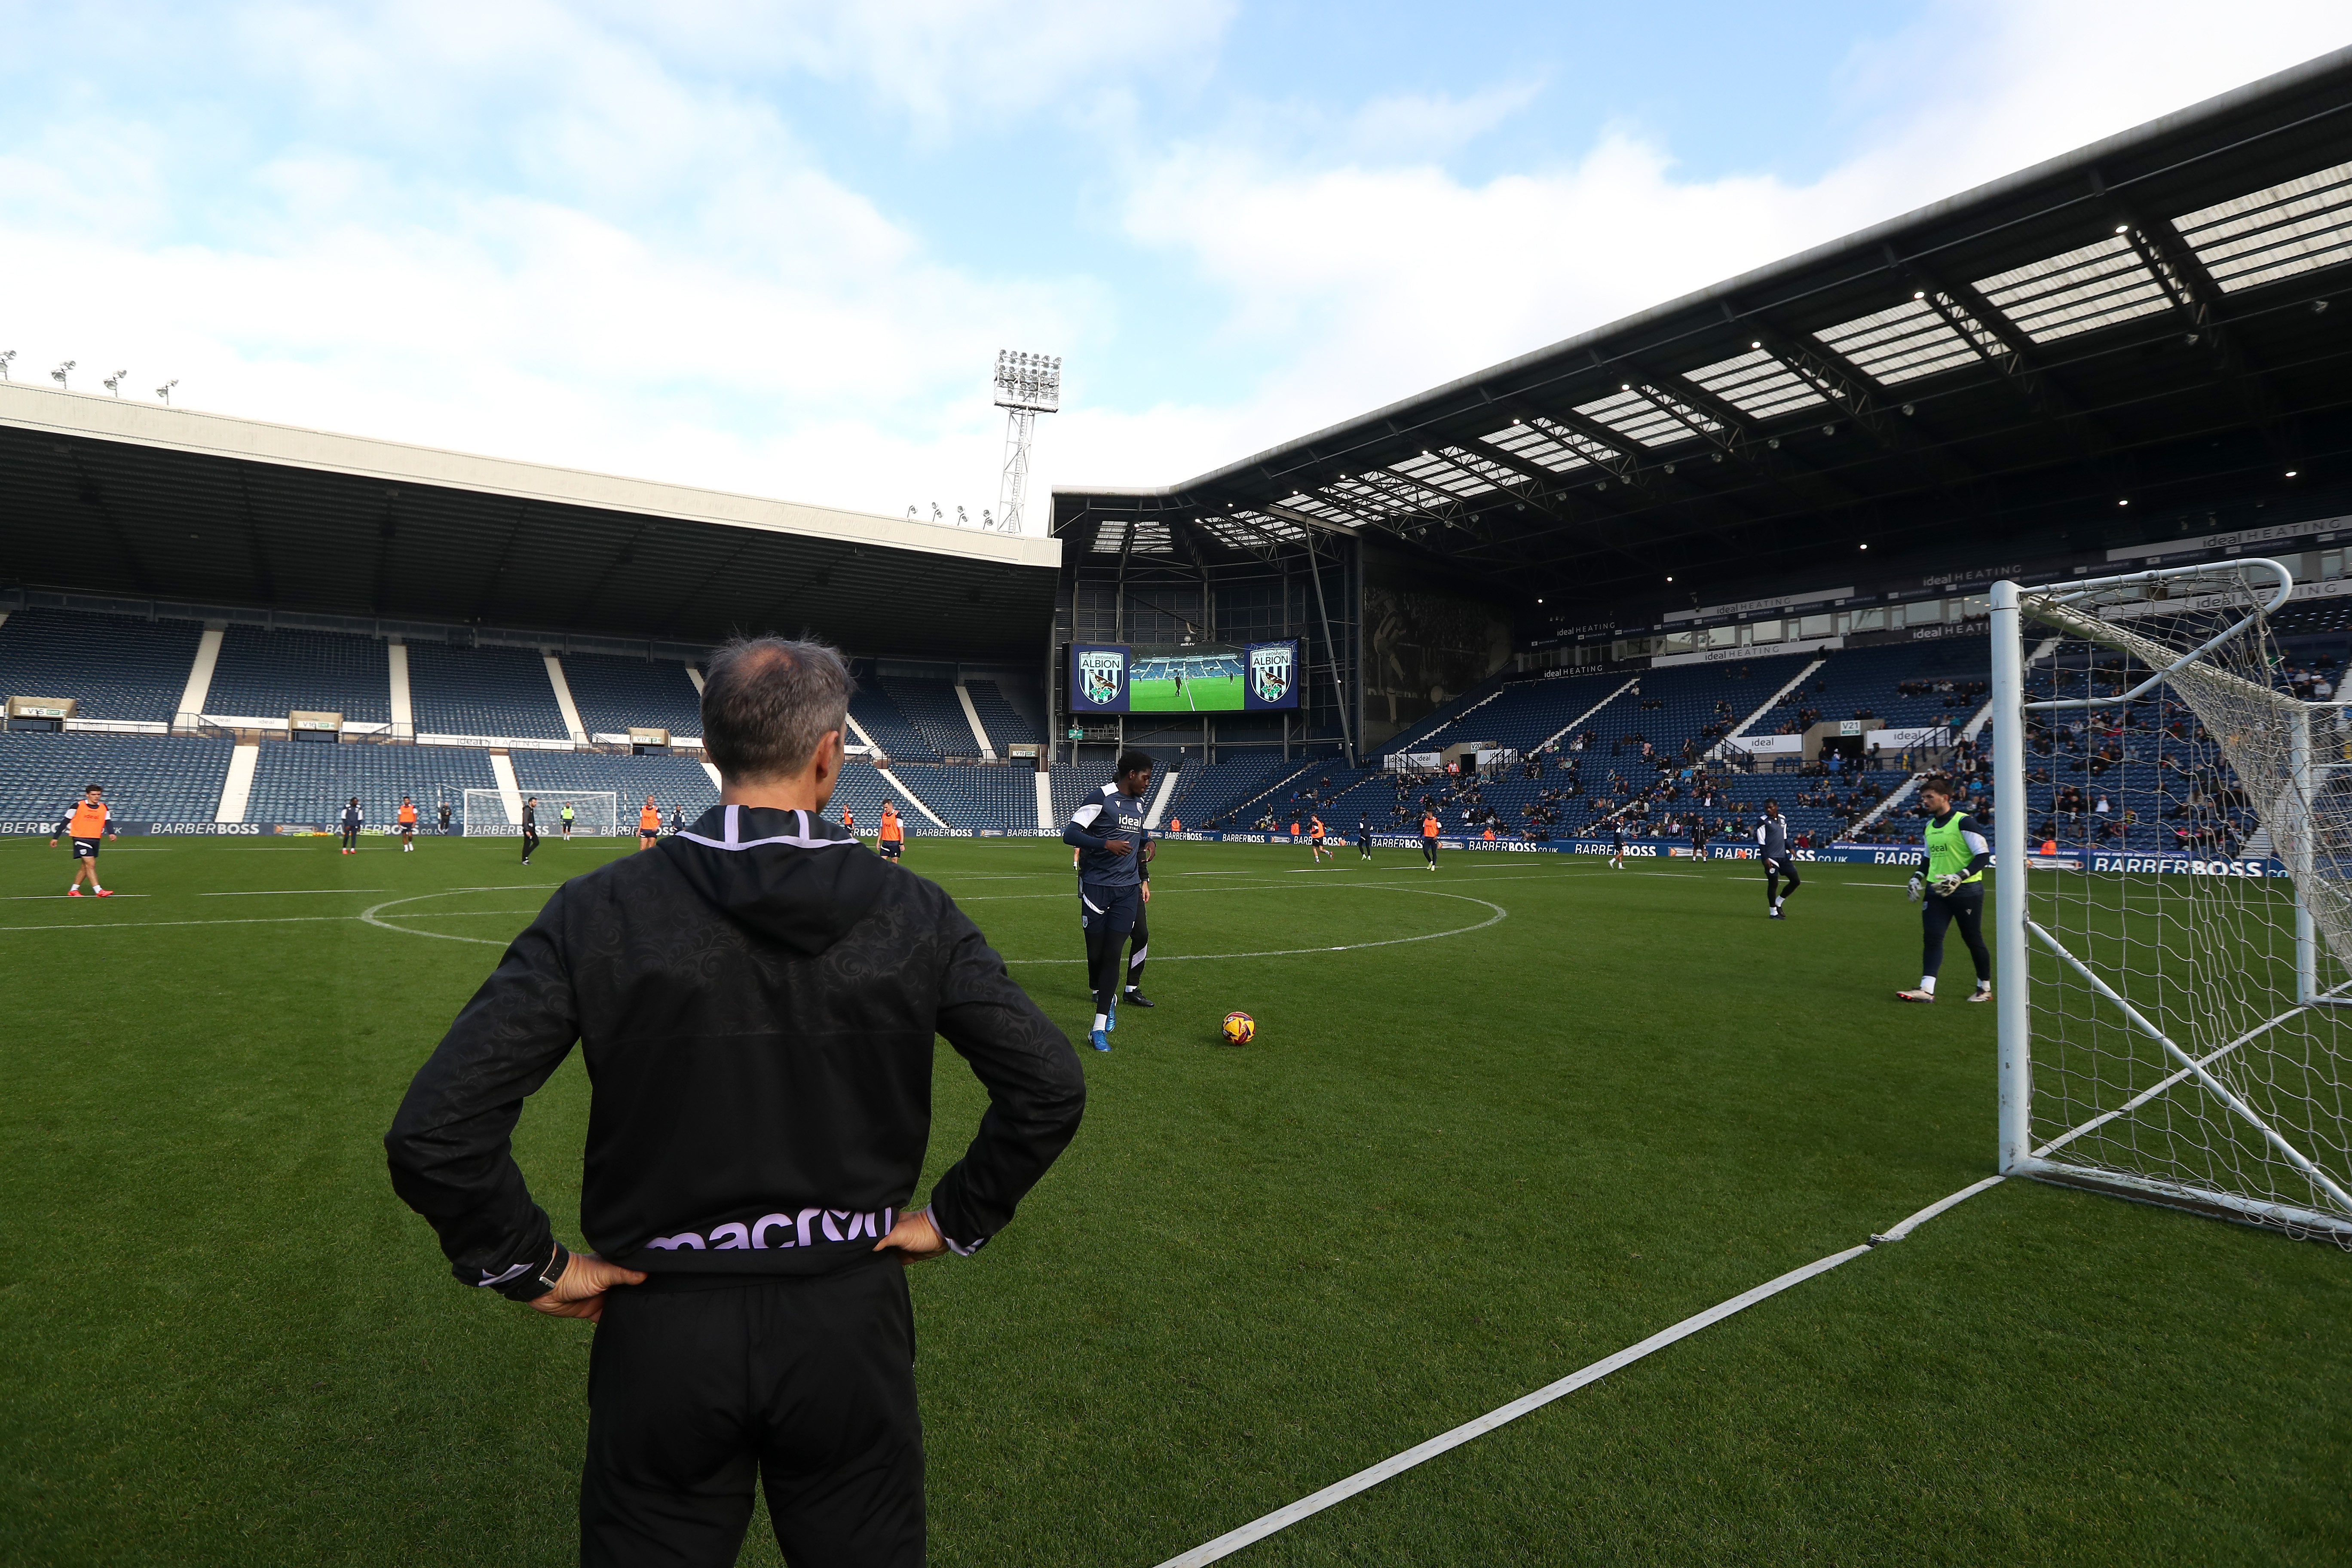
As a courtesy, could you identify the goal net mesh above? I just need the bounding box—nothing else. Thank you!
[462,789,619,837]
[2018,564,2352,1246]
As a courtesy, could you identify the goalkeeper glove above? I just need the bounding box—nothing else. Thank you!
[1932,872,1966,897]
[1906,873,1925,903]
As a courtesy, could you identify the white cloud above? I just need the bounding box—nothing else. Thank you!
[1100,0,2352,486]
[590,0,1235,135]
[0,0,2345,527]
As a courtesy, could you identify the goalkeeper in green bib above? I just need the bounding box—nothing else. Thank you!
[1898,773,1994,1004]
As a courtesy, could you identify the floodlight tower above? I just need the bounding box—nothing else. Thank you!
[992,349,1060,536]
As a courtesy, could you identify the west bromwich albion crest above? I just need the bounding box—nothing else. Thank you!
[1079,649,1125,706]
[1250,643,1294,704]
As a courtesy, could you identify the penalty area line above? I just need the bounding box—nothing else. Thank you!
[1153,1175,2010,1568]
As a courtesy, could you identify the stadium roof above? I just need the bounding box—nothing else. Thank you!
[1052,46,2352,630]
[0,385,1060,662]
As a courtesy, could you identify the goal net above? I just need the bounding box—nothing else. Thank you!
[1992,562,2352,1246]
[462,789,619,837]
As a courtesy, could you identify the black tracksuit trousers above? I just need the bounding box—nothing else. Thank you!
[581,1261,925,1568]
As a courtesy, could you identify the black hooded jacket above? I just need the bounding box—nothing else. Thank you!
[386,804,1085,1296]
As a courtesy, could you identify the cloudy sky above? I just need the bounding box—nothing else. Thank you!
[2,2,2346,530]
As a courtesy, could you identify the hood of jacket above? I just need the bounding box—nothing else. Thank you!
[659,803,892,958]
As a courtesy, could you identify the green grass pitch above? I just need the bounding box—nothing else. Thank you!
[1130,674,1246,711]
[1,832,2345,1566]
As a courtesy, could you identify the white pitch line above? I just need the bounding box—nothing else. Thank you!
[200,888,388,896]
[1005,889,1506,965]
[0,893,153,900]
[0,914,348,933]
[1154,1176,2009,1568]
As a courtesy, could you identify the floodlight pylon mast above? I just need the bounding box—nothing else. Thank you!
[992,349,1060,535]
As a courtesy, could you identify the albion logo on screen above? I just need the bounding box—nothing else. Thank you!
[1078,649,1124,705]
[644,1207,894,1250]
[1250,643,1293,704]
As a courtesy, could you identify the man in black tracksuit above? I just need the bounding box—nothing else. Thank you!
[386,637,1086,1567]
[1757,799,1799,919]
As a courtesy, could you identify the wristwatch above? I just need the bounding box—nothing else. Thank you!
[499,1239,572,1302]
[538,1239,573,1292]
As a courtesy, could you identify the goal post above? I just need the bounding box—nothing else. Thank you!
[461,790,620,837]
[1991,561,2352,1246]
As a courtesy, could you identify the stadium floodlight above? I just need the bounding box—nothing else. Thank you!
[930,502,943,523]
[102,369,126,397]
[956,504,969,527]
[1990,563,2352,1246]
[0,349,15,380]
[992,348,1061,536]
[50,359,74,389]
[157,379,178,404]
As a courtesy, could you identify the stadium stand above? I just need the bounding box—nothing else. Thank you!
[884,763,1034,830]
[509,752,719,824]
[0,608,202,724]
[964,678,1041,747]
[848,686,933,761]
[205,625,391,723]
[0,730,231,823]
[1167,750,1299,825]
[880,677,979,756]
[561,653,705,740]
[405,643,572,741]
[830,757,908,830]
[1049,757,1114,824]
[242,741,499,827]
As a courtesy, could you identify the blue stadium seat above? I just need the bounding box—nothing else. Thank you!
[242,742,498,828]
[880,677,977,756]
[406,643,572,740]
[0,731,231,823]
[511,752,720,827]
[0,608,201,723]
[964,679,1042,747]
[562,654,705,740]
[849,686,934,761]
[207,626,390,722]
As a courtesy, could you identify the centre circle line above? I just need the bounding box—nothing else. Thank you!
[1003,886,1506,965]
[360,891,518,947]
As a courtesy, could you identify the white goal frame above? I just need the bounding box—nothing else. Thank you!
[462,789,619,837]
[1990,567,2352,1244]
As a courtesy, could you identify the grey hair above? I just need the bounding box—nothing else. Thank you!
[700,637,853,782]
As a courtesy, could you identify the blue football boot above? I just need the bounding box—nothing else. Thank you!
[1088,1028,1111,1052]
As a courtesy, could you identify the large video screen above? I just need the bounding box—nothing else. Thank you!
[1069,640,1300,713]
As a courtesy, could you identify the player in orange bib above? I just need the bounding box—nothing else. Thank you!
[1420,812,1442,870]
[398,796,419,852]
[841,808,854,837]
[877,801,903,861]
[52,784,119,897]
[637,795,662,851]
[1309,815,1329,863]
